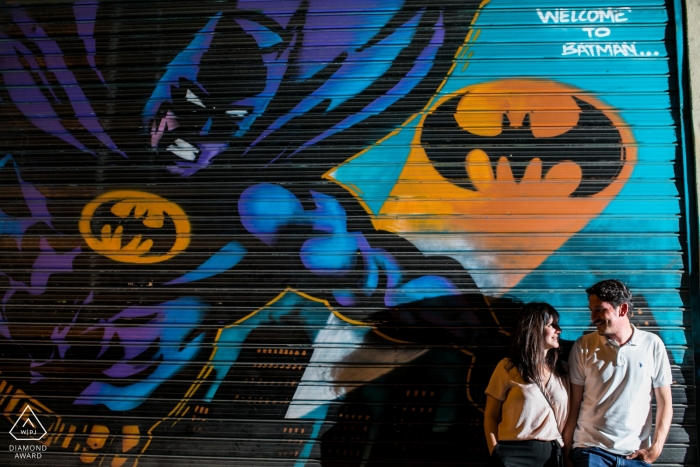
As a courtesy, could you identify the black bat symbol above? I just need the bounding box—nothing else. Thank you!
[421,95,626,197]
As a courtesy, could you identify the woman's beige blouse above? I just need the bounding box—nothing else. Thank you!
[485,358,569,445]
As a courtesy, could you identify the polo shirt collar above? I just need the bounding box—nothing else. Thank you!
[627,324,640,345]
[601,324,639,348]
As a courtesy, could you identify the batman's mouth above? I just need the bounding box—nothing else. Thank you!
[164,139,229,177]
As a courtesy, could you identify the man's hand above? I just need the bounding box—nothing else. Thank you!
[627,446,661,463]
[627,384,673,464]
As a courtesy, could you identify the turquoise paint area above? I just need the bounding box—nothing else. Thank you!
[204,293,343,402]
[293,408,329,467]
[74,297,207,411]
[385,275,460,307]
[486,0,665,8]
[165,241,246,285]
[329,125,417,215]
[333,0,684,361]
[469,1,683,361]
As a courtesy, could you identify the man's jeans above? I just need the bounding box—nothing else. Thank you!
[572,448,651,467]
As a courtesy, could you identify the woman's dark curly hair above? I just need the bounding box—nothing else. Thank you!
[507,302,567,385]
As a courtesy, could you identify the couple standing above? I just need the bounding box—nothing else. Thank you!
[484,279,673,466]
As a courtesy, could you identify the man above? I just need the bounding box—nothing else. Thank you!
[564,279,673,466]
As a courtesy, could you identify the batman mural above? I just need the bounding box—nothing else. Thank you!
[0,1,637,466]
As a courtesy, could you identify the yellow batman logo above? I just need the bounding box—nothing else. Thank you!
[79,190,190,264]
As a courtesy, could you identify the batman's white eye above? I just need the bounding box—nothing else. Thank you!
[186,89,206,108]
[226,110,248,118]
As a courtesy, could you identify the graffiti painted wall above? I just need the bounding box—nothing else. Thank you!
[0,0,694,465]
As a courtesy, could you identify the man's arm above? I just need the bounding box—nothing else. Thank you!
[563,383,583,467]
[627,384,673,463]
[483,395,502,455]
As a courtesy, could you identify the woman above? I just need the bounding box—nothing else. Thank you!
[484,302,568,467]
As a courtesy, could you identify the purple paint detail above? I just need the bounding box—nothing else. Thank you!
[308,11,422,111]
[167,142,228,176]
[75,297,205,411]
[357,238,380,292]
[0,156,86,346]
[235,18,282,48]
[0,36,91,153]
[51,310,78,359]
[333,290,356,306]
[30,238,81,292]
[354,233,401,290]
[47,291,92,363]
[29,370,44,383]
[142,14,222,126]
[0,277,25,339]
[86,302,197,376]
[2,239,81,305]
[296,0,404,80]
[237,0,301,29]
[288,13,444,157]
[236,46,292,139]
[197,142,228,166]
[250,11,420,160]
[0,178,53,250]
[52,325,71,358]
[240,183,459,308]
[73,2,106,84]
[20,180,53,231]
[12,10,125,157]
[0,32,58,101]
[0,155,54,246]
[17,288,92,383]
[308,190,348,233]
[376,254,401,289]
[1,278,23,306]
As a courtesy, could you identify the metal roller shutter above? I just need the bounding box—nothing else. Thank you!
[0,0,695,466]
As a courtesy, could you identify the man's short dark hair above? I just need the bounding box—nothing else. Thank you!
[586,279,634,311]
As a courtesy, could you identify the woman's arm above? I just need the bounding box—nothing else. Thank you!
[484,394,503,455]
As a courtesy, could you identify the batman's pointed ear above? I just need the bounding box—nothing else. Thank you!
[0,155,31,219]
[501,111,510,129]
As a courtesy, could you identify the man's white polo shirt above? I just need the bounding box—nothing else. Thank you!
[568,325,672,455]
